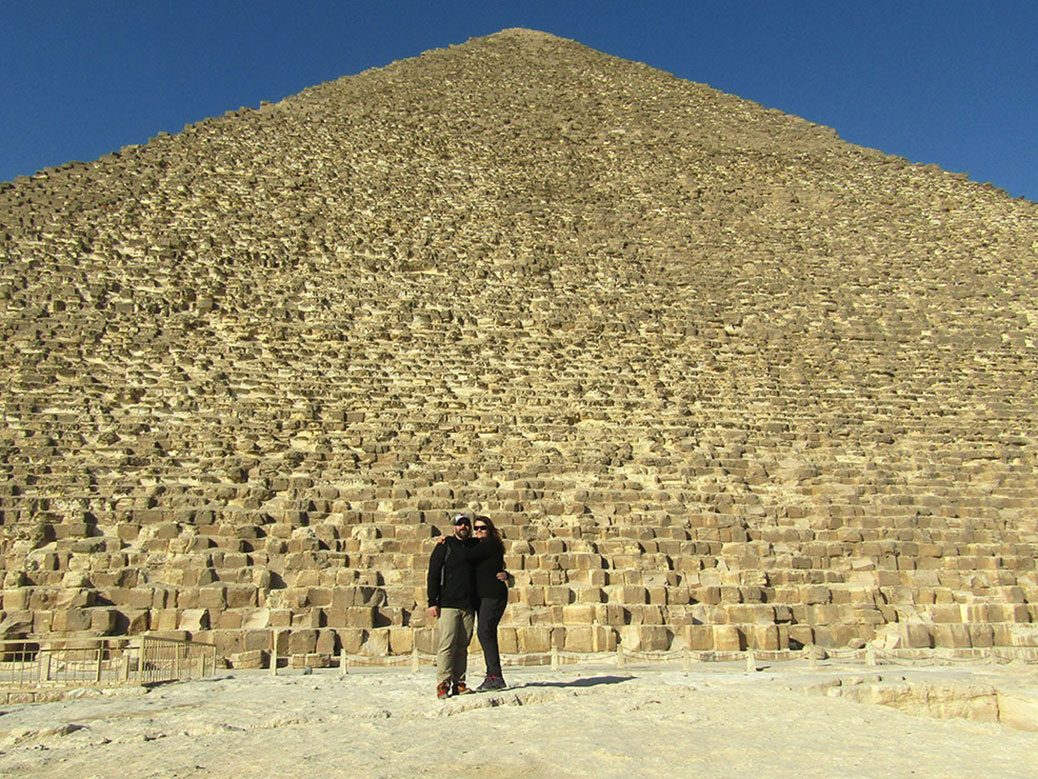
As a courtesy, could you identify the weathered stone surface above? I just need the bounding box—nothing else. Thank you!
[0,29,1036,664]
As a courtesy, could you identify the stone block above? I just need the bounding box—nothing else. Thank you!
[316,629,337,655]
[216,609,242,630]
[713,625,743,651]
[620,625,670,651]
[151,609,179,631]
[967,623,994,648]
[932,623,972,648]
[90,608,117,635]
[902,623,934,649]
[687,625,714,651]
[229,650,268,669]
[1,588,30,611]
[561,605,596,625]
[52,608,92,633]
[563,625,594,652]
[179,609,210,632]
[517,626,552,653]
[751,624,781,651]
[243,630,273,652]
[498,627,518,654]
[362,628,390,656]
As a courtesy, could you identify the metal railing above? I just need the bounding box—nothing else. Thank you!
[0,635,218,691]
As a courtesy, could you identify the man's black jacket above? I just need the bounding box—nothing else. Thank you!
[427,536,479,610]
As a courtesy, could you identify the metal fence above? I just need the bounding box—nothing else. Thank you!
[0,635,217,691]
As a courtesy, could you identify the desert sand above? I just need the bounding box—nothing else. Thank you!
[1,659,1036,778]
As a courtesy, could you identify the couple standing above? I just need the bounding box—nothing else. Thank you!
[426,512,508,698]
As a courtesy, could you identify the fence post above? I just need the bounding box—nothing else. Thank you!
[39,648,52,683]
[616,645,626,670]
[551,645,560,670]
[339,646,348,677]
[95,646,104,683]
[270,630,279,676]
[683,647,691,673]
[745,648,756,673]
[138,637,147,684]
[865,643,876,666]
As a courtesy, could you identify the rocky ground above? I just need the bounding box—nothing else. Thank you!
[0,659,1035,777]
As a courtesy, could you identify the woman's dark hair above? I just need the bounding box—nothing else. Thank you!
[474,515,503,548]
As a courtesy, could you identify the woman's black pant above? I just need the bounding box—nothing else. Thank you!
[476,597,507,678]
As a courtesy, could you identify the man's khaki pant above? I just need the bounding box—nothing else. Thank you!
[436,607,475,686]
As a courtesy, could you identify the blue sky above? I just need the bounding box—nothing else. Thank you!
[2,1,1036,201]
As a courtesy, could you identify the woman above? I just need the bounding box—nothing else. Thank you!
[467,515,509,691]
[437,514,509,690]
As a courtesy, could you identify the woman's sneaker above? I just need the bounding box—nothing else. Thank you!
[436,682,450,699]
[476,675,506,691]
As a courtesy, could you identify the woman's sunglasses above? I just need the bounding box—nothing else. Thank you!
[474,525,489,531]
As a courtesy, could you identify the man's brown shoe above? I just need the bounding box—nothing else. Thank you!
[452,682,474,696]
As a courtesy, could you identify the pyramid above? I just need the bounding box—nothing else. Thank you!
[1,29,1036,664]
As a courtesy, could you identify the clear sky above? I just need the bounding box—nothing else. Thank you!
[2,1,1036,202]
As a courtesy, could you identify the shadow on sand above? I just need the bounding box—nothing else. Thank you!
[509,675,634,690]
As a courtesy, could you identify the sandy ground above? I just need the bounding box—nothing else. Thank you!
[1,659,1036,778]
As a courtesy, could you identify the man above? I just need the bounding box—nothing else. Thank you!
[426,512,479,699]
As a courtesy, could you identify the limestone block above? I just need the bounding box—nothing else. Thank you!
[561,605,596,625]
[211,631,244,657]
[713,625,743,652]
[593,604,625,626]
[517,626,552,653]
[544,586,572,605]
[620,625,670,651]
[290,610,321,628]
[241,608,271,630]
[243,630,272,652]
[52,608,92,633]
[751,624,781,651]
[151,609,180,631]
[687,625,714,651]
[287,628,318,656]
[788,625,814,648]
[388,626,413,654]
[967,623,994,647]
[179,609,210,632]
[316,629,337,655]
[197,587,227,610]
[563,625,594,652]
[629,605,665,625]
[574,587,604,604]
[902,623,934,649]
[362,628,390,656]
[216,610,243,630]
[695,586,721,604]
[932,624,972,648]
[90,608,117,635]
[346,607,375,628]
[55,588,96,609]
[1,588,30,611]
[307,587,334,607]
[498,627,518,654]
[32,611,53,634]
[930,604,961,623]
[229,650,268,669]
